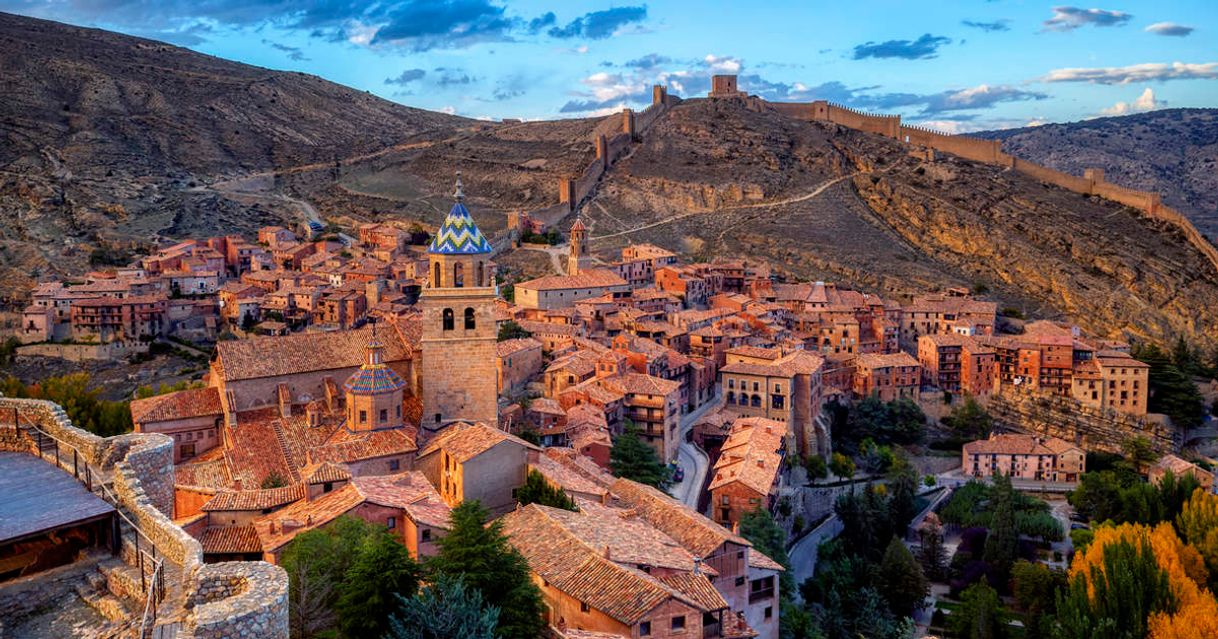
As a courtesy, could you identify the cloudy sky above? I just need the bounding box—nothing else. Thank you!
[4,1,1216,130]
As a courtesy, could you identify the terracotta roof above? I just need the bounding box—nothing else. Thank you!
[305,462,351,485]
[655,571,729,611]
[608,478,754,559]
[216,325,412,381]
[542,448,617,489]
[351,472,451,528]
[962,433,1077,456]
[417,421,540,463]
[253,483,365,552]
[708,417,785,495]
[531,454,609,499]
[174,448,231,489]
[497,337,543,357]
[602,373,680,397]
[308,427,418,465]
[203,484,307,512]
[518,269,628,291]
[200,525,262,555]
[130,386,223,425]
[501,505,712,625]
[721,350,823,378]
[856,352,920,370]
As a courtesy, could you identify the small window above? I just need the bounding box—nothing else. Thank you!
[379,408,388,422]
[388,459,400,471]
[421,529,432,542]
[464,307,476,330]
[640,621,651,636]
[323,482,333,493]
[671,616,685,631]
[442,308,454,331]
[580,602,590,613]
[765,606,773,619]
[387,516,396,529]
[359,410,367,423]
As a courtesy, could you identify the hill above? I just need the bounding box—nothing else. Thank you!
[0,12,1214,348]
[576,99,1218,347]
[977,109,1218,237]
[0,11,468,292]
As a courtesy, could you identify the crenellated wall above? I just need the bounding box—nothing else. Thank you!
[0,398,289,638]
[760,95,1218,272]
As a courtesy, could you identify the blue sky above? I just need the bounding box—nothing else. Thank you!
[4,1,1217,130]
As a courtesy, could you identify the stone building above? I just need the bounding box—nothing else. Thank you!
[852,352,921,402]
[917,334,995,397]
[719,348,826,458]
[962,433,1085,483]
[414,421,540,515]
[1071,350,1150,417]
[567,217,594,276]
[419,176,499,435]
[497,337,544,394]
[131,386,224,462]
[708,417,786,527]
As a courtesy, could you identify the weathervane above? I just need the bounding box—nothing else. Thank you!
[454,171,464,202]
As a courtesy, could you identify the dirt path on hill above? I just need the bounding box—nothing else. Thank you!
[591,172,858,240]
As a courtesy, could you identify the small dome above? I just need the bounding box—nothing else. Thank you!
[344,365,407,395]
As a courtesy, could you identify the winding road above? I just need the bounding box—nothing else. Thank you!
[668,396,720,508]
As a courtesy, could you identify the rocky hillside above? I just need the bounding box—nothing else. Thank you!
[582,99,1218,347]
[0,11,468,292]
[1,13,1214,349]
[978,109,1218,237]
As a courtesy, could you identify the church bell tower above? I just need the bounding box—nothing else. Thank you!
[419,173,498,436]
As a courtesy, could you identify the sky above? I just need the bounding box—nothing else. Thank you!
[3,1,1217,131]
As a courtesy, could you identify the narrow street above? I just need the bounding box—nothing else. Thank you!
[668,396,719,508]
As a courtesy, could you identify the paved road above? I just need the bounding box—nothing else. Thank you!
[669,396,720,508]
[789,515,844,597]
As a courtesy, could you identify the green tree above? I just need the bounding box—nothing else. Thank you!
[1121,435,1158,474]
[1133,342,1206,429]
[609,423,671,488]
[514,469,577,511]
[828,452,855,480]
[496,320,532,342]
[942,396,993,442]
[804,454,829,480]
[917,514,948,581]
[334,525,420,638]
[887,456,919,532]
[280,516,379,639]
[983,473,1018,581]
[428,501,545,639]
[877,537,929,617]
[950,582,1004,639]
[1011,560,1062,639]
[1054,536,1174,639]
[882,397,926,445]
[385,574,499,639]
[2,373,132,437]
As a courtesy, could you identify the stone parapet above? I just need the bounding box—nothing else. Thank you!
[187,562,289,639]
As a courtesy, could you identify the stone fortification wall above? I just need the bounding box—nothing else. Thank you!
[986,387,1179,455]
[0,398,288,639]
[762,96,1218,272]
[188,562,289,639]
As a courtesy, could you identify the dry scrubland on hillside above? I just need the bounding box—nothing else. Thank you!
[0,11,1215,349]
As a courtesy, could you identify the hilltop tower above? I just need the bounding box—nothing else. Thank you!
[419,174,498,437]
[344,324,407,431]
[567,217,593,276]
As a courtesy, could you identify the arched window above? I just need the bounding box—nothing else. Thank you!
[433,262,441,287]
[476,261,485,287]
[726,391,735,404]
[464,307,476,330]
[442,308,454,331]
[751,395,761,408]
[454,262,465,288]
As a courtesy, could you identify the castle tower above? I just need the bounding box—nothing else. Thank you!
[344,324,407,432]
[567,217,592,275]
[420,173,498,436]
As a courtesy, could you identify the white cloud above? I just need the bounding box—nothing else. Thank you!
[440,105,457,115]
[1042,62,1218,84]
[703,54,742,73]
[1145,22,1194,37]
[1099,87,1164,115]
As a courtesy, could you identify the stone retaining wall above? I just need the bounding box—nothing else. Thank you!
[986,387,1180,455]
[188,562,288,639]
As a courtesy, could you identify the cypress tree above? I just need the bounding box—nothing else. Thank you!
[983,473,1018,581]
[609,422,670,487]
[428,500,545,639]
[877,536,929,617]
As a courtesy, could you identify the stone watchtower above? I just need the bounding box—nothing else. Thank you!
[420,174,499,436]
[344,324,407,431]
[567,217,593,276]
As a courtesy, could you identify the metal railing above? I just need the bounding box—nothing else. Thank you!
[138,557,167,639]
[4,409,171,626]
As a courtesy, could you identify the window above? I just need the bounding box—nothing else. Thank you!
[580,602,590,613]
[454,262,465,287]
[640,621,651,636]
[388,459,400,471]
[735,576,746,587]
[434,413,442,425]
[421,529,431,542]
[442,308,454,331]
[751,395,761,408]
[772,395,785,410]
[379,408,388,423]
[765,606,773,620]
[671,616,685,631]
[387,516,396,529]
[476,261,484,287]
[728,379,735,389]
[396,405,401,417]
[359,410,367,424]
[727,391,735,404]
[433,262,441,286]
[323,482,333,493]
[464,307,476,330]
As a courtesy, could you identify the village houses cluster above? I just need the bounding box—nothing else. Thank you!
[13,176,1165,639]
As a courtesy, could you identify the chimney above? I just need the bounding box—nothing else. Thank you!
[603,545,611,560]
[692,556,702,575]
[756,459,765,468]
